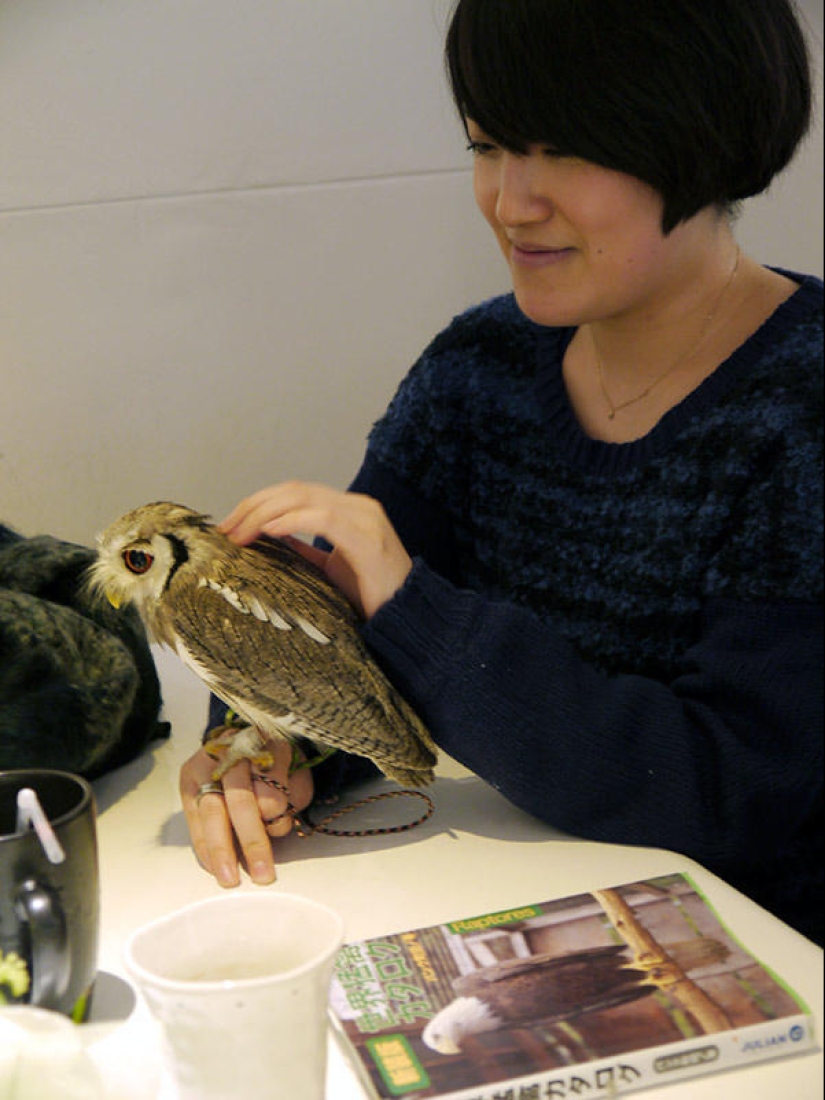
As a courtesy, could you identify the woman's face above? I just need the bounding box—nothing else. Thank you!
[468,121,691,328]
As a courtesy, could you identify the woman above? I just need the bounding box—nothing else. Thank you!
[181,0,823,943]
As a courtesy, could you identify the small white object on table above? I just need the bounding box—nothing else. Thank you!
[80,647,823,1099]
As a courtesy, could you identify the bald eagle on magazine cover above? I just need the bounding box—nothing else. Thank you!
[422,939,727,1055]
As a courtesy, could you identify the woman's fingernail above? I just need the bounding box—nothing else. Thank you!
[251,860,276,884]
[217,862,239,887]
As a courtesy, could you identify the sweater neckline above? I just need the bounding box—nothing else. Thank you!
[532,269,821,475]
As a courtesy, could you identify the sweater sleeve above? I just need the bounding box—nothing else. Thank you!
[352,454,824,943]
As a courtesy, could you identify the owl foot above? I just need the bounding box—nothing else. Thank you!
[203,724,275,780]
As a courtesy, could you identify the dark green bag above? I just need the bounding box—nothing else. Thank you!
[0,523,168,778]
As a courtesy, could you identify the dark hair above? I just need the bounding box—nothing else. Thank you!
[445,0,813,232]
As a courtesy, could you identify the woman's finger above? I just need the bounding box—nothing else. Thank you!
[180,749,244,887]
[250,743,315,837]
[221,764,279,883]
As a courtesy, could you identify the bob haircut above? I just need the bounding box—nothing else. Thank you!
[445,0,812,233]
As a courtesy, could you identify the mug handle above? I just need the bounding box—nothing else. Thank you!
[14,878,70,1007]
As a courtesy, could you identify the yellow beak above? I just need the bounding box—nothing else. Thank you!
[106,591,122,610]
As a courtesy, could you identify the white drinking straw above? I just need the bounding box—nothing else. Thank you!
[15,788,66,864]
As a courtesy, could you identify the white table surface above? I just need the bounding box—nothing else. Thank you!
[80,646,823,1099]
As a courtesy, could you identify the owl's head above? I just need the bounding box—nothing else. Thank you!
[88,502,213,615]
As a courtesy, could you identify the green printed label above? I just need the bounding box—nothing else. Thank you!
[448,904,542,934]
[366,1035,431,1095]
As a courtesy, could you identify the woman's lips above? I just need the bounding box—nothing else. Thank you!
[510,244,575,268]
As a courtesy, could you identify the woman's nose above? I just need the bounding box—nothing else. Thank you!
[495,152,553,226]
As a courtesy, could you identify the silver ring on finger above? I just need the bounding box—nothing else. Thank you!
[196,781,225,807]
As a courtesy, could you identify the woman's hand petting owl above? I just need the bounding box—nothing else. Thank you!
[180,739,313,887]
[217,481,413,620]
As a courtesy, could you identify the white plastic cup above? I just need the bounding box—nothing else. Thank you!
[123,892,344,1100]
[0,1005,104,1100]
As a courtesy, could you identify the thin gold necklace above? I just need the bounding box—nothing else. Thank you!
[593,246,741,420]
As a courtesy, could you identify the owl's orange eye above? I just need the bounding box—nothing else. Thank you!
[123,549,154,575]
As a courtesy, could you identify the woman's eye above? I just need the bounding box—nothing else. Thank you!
[466,139,497,156]
[123,549,154,575]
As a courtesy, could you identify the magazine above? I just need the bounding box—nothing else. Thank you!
[329,873,817,1099]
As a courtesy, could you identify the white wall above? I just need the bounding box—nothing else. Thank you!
[1,0,822,545]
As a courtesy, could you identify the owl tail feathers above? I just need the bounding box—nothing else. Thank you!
[375,704,438,787]
[378,685,439,785]
[380,757,437,788]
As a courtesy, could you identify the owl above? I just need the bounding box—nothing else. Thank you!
[87,502,437,786]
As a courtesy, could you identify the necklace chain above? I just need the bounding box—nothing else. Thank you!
[593,246,741,420]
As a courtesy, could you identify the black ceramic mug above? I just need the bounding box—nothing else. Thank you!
[0,769,99,1020]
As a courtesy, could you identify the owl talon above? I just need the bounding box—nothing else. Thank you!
[204,740,233,765]
[202,724,276,780]
[202,724,243,754]
[250,751,276,770]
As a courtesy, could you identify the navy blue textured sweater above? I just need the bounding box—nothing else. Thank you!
[335,272,822,944]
